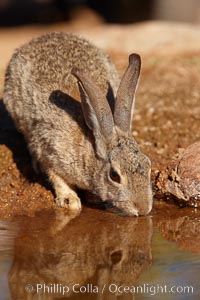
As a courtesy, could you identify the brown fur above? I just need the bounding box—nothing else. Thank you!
[3,32,152,216]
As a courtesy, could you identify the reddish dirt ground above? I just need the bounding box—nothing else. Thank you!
[0,20,200,219]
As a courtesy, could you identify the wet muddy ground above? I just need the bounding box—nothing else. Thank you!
[0,20,200,299]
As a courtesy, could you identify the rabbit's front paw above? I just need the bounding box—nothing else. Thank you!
[56,193,82,211]
[48,171,82,211]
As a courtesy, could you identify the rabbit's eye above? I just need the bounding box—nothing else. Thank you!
[110,168,121,184]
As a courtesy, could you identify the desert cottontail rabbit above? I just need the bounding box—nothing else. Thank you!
[3,32,152,216]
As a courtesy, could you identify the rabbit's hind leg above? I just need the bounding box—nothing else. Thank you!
[48,170,82,211]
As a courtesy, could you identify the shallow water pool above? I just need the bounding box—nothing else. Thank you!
[0,203,199,300]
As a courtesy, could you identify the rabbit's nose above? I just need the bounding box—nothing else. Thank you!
[136,163,144,175]
[138,196,153,216]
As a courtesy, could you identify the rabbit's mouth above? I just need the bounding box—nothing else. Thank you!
[102,200,140,216]
[111,196,152,216]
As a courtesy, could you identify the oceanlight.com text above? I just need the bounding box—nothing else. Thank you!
[25,282,194,296]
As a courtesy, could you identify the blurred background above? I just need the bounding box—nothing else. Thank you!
[1,0,200,26]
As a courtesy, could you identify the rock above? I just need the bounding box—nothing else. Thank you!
[157,142,200,207]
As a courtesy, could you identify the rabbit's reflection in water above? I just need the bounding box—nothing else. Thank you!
[9,208,153,299]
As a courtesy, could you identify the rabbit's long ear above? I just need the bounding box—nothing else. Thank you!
[114,53,141,133]
[72,67,114,159]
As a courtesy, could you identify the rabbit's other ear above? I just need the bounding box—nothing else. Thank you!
[72,67,114,159]
[114,53,141,133]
